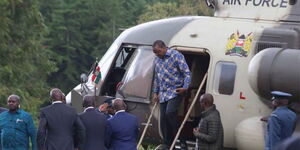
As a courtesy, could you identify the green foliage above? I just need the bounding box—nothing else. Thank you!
[119,0,147,26]
[0,0,214,122]
[184,0,214,16]
[40,0,149,92]
[40,0,213,93]
[0,0,56,120]
[138,2,180,23]
[138,0,213,23]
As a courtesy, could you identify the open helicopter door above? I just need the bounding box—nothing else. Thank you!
[168,46,210,149]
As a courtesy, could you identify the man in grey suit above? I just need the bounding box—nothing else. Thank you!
[79,96,107,150]
[37,88,85,150]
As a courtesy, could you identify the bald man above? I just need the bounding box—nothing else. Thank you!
[37,88,85,150]
[0,94,37,150]
[193,93,224,150]
[106,99,138,150]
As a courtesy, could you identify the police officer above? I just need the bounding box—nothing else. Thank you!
[275,134,300,150]
[265,91,297,150]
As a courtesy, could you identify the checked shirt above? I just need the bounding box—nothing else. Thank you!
[153,49,191,103]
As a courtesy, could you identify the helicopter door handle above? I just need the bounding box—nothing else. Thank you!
[141,123,153,126]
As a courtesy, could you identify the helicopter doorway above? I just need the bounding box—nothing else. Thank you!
[165,47,210,144]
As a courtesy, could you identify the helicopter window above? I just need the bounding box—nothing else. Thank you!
[114,47,135,68]
[214,61,237,95]
[100,46,136,96]
[117,46,155,103]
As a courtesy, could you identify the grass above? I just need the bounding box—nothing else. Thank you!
[138,144,158,150]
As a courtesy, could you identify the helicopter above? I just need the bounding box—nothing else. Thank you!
[66,0,300,149]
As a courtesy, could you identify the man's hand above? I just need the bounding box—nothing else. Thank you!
[260,116,269,122]
[153,93,159,103]
[193,127,200,136]
[99,103,108,112]
[193,128,199,132]
[175,88,187,95]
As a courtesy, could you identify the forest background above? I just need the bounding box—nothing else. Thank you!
[0,0,212,121]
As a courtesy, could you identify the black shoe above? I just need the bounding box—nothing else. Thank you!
[179,141,188,150]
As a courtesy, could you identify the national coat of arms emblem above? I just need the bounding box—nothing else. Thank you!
[225,31,253,57]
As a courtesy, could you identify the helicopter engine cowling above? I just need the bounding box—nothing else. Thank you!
[248,48,300,102]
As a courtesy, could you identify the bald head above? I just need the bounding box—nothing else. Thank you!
[153,40,166,48]
[7,94,20,102]
[50,88,63,102]
[199,93,214,109]
[7,94,20,112]
[153,40,167,58]
[82,96,95,108]
[113,99,127,111]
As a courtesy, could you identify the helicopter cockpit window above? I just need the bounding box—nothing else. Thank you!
[117,46,155,103]
[214,61,237,95]
[101,45,136,96]
[114,47,135,68]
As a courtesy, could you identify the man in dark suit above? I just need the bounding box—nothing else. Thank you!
[79,96,107,150]
[37,88,85,150]
[106,99,139,150]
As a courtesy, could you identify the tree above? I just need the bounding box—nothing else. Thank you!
[138,0,213,23]
[138,2,180,23]
[40,0,151,92]
[119,0,147,27]
[40,0,125,92]
[0,0,56,120]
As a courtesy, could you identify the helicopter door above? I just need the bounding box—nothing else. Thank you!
[115,45,162,140]
[171,47,210,142]
[116,45,155,103]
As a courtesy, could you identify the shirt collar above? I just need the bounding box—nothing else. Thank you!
[9,108,21,114]
[164,48,172,58]
[52,101,63,105]
[276,106,288,110]
[84,107,94,112]
[115,110,125,115]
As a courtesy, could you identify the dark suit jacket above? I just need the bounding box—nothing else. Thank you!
[106,111,138,150]
[37,102,85,150]
[79,108,107,150]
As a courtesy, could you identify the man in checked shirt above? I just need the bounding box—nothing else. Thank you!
[152,40,191,149]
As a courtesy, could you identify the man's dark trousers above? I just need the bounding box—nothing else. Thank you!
[160,95,183,146]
